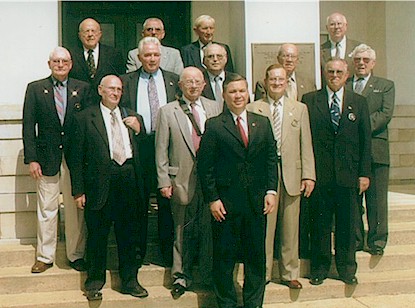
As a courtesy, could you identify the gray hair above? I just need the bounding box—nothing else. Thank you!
[138,36,161,54]
[351,44,376,60]
[194,15,215,28]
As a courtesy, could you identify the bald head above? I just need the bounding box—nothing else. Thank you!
[277,43,299,76]
[98,75,123,110]
[326,12,348,43]
[78,18,102,50]
[179,67,206,102]
[203,43,227,75]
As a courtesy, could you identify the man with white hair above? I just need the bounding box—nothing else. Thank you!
[181,14,234,72]
[347,44,395,256]
[126,17,184,74]
[23,47,90,274]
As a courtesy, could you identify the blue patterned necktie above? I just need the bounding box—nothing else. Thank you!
[148,74,160,132]
[330,93,340,132]
[54,81,66,125]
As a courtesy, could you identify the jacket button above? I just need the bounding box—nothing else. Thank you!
[59,145,63,149]
[61,131,65,136]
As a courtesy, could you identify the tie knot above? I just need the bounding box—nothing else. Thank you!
[110,110,116,118]
[55,81,63,87]
[88,49,94,55]
[214,75,222,82]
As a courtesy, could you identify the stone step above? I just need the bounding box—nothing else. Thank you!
[1,269,415,308]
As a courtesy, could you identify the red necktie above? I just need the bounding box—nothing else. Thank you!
[237,116,248,148]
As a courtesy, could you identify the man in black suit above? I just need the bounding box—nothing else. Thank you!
[347,44,395,256]
[201,43,229,110]
[70,75,148,301]
[302,58,371,286]
[120,36,179,267]
[198,73,278,308]
[181,14,234,72]
[68,18,124,104]
[23,47,90,274]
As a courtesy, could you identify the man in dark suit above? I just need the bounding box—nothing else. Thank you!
[181,14,234,72]
[120,36,179,266]
[347,44,395,256]
[321,13,360,84]
[302,58,371,286]
[23,47,90,273]
[254,43,316,101]
[68,18,124,104]
[70,75,148,301]
[198,73,278,308]
[201,43,229,110]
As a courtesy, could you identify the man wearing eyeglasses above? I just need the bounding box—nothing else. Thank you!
[201,44,229,110]
[23,47,90,274]
[155,67,221,299]
[346,44,395,256]
[302,58,371,286]
[126,17,184,75]
[68,18,124,104]
[321,13,361,83]
[254,43,316,101]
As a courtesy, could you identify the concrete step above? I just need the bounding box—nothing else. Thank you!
[388,221,415,245]
[2,269,415,308]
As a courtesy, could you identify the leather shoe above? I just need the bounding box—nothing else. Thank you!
[171,283,186,299]
[69,259,87,271]
[368,247,384,256]
[121,283,148,298]
[341,276,358,285]
[281,279,302,289]
[31,261,53,273]
[309,277,325,285]
[86,289,102,301]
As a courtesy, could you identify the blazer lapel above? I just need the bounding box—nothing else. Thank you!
[281,99,295,146]
[316,89,334,131]
[90,106,110,149]
[222,111,245,149]
[361,75,375,97]
[191,42,202,67]
[43,77,61,126]
[174,104,196,156]
[129,69,140,110]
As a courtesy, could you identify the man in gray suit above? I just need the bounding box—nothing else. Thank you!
[156,67,221,299]
[254,43,315,101]
[347,44,395,256]
[126,17,184,75]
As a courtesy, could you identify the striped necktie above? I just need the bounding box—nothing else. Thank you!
[110,110,127,165]
[272,100,282,154]
[330,93,341,132]
[54,81,66,125]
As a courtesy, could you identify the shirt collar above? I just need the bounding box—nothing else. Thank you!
[140,68,161,79]
[326,86,344,99]
[354,73,371,82]
[230,109,247,123]
[207,70,225,82]
[183,96,202,108]
[330,36,346,49]
[83,43,99,54]
[51,76,68,86]
[100,102,119,115]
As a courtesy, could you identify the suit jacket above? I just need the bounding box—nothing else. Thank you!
[201,70,230,111]
[126,45,184,75]
[68,43,124,102]
[302,88,371,188]
[70,105,145,210]
[156,97,221,206]
[180,41,234,73]
[254,74,316,101]
[197,110,278,215]
[247,98,315,196]
[23,76,90,176]
[320,38,361,84]
[119,67,179,111]
[346,75,395,165]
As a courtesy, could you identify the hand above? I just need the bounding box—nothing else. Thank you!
[359,177,370,195]
[74,194,86,210]
[210,200,227,222]
[264,193,276,215]
[123,116,141,134]
[301,179,315,198]
[160,186,173,199]
[29,162,43,179]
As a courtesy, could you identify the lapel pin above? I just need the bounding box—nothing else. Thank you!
[348,105,352,110]
[74,102,82,110]
[71,90,78,97]
[348,113,356,121]
[252,122,256,127]
[43,89,49,94]
[169,81,174,86]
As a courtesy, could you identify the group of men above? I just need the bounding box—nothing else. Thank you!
[22,11,394,308]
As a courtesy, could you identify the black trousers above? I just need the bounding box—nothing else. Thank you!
[212,204,266,308]
[84,161,142,291]
[309,184,357,280]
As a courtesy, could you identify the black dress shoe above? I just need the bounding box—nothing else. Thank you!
[86,289,102,301]
[121,283,149,298]
[368,247,384,256]
[69,259,87,271]
[309,277,325,285]
[341,276,358,285]
[171,283,186,299]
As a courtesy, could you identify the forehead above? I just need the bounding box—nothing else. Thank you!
[198,19,214,28]
[103,77,122,87]
[328,14,346,24]
[267,68,286,78]
[142,43,160,53]
[80,20,100,31]
[205,45,225,55]
[280,45,298,55]
[326,60,347,71]
[51,50,71,60]
[225,80,247,92]
[145,20,163,29]
[182,69,203,80]
[355,51,372,59]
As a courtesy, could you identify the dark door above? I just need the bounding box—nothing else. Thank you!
[61,1,191,63]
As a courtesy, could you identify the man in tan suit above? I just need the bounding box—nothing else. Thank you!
[155,67,221,299]
[247,64,315,288]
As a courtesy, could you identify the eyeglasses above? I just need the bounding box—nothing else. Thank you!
[280,54,298,60]
[205,54,225,60]
[102,86,123,93]
[145,27,163,32]
[51,59,71,65]
[182,80,204,87]
[326,69,345,76]
[328,22,345,28]
[267,77,286,83]
[353,57,372,64]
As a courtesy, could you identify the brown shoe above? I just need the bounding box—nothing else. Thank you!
[281,279,303,289]
[31,260,53,273]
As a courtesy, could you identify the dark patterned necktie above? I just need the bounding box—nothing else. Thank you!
[354,78,365,94]
[148,74,160,132]
[54,81,65,125]
[330,93,341,132]
[191,103,201,152]
[87,49,96,79]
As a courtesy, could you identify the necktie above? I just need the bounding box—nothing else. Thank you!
[214,75,222,103]
[272,101,282,154]
[87,49,96,79]
[191,103,201,152]
[335,42,341,58]
[236,116,248,148]
[286,77,297,101]
[354,78,365,94]
[148,74,160,132]
[54,81,66,125]
[330,93,341,132]
[110,111,127,165]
